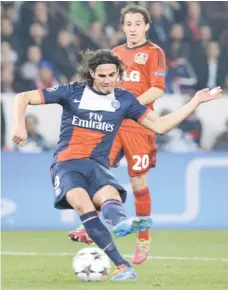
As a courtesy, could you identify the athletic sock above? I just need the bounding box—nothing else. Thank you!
[101,199,127,226]
[134,187,151,240]
[80,211,130,267]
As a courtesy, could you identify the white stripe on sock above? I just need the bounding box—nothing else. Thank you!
[102,242,112,252]
[82,216,97,224]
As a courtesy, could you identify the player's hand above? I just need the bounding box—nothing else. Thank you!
[194,87,223,105]
[12,124,27,146]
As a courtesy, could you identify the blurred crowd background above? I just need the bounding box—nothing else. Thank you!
[1,1,228,153]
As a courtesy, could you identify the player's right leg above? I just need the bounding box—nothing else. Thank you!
[120,130,157,264]
[66,188,137,281]
[51,159,136,281]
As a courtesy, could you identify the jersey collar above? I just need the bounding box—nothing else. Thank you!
[89,86,114,96]
[124,40,149,50]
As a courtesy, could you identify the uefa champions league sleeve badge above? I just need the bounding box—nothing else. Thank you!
[46,85,59,92]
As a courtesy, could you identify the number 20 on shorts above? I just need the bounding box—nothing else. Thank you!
[132,154,150,171]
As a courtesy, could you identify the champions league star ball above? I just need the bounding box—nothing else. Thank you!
[73,247,111,281]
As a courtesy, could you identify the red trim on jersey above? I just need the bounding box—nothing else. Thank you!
[56,127,105,162]
[137,109,150,124]
[38,89,45,104]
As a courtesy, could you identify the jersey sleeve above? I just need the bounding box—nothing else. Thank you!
[38,84,72,105]
[148,47,166,90]
[125,91,150,124]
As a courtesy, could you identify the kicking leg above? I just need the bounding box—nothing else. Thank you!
[66,188,136,281]
[92,185,152,237]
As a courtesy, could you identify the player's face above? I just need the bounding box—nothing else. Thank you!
[123,13,149,47]
[90,64,118,94]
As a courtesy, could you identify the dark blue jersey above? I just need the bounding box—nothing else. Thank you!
[39,83,149,167]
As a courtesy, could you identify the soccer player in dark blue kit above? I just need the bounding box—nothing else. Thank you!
[12,49,222,280]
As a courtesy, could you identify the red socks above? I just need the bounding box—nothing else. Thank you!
[134,187,151,240]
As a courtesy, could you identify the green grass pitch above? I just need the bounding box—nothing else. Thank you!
[1,230,228,290]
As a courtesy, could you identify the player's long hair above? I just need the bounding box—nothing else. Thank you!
[78,49,126,86]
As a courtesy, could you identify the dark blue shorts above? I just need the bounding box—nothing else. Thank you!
[50,159,127,210]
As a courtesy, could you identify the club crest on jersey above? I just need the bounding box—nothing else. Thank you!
[111,99,120,110]
[135,53,148,64]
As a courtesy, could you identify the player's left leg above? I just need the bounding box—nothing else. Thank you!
[90,158,152,237]
[92,184,152,237]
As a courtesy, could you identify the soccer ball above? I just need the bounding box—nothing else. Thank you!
[73,247,111,281]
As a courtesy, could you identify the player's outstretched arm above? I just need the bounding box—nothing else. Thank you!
[12,90,42,146]
[141,87,223,134]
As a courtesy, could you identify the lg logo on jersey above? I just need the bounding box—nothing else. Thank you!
[123,71,140,82]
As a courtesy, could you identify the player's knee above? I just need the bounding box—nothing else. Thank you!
[66,188,95,215]
[130,175,147,192]
[93,185,121,208]
[73,203,87,215]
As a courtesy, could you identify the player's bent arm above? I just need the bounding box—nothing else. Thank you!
[138,87,164,105]
[141,87,223,134]
[12,90,43,146]
[14,90,42,125]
